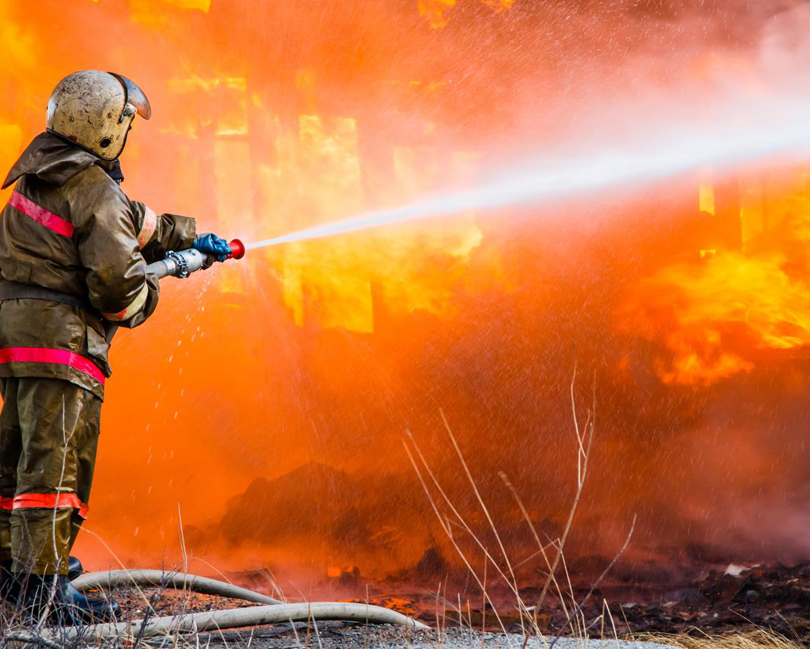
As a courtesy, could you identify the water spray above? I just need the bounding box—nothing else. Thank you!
[245,102,810,251]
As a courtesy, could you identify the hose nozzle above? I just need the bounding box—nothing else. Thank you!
[227,239,246,260]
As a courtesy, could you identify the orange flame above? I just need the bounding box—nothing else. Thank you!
[620,168,810,386]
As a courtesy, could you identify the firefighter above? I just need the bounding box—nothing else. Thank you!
[0,70,231,623]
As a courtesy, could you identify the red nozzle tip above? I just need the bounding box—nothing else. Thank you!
[227,239,246,260]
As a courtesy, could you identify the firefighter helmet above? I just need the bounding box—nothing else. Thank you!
[46,70,151,161]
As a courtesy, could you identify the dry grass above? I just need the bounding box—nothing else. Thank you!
[401,361,644,649]
[641,631,804,649]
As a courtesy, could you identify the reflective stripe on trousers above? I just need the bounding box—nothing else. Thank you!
[12,493,89,519]
[0,347,105,384]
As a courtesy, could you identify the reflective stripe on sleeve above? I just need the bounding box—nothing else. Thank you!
[0,347,105,384]
[102,283,149,322]
[0,497,13,511]
[8,191,74,238]
[13,493,89,519]
[136,205,158,248]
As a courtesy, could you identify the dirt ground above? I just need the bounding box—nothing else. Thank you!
[102,559,810,646]
[6,561,808,649]
[190,624,675,649]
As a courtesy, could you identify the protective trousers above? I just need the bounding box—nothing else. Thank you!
[0,377,100,575]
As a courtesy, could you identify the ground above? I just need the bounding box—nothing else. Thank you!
[4,562,808,648]
[195,626,676,649]
[101,566,808,648]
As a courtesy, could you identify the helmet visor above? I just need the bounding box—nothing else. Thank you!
[109,72,152,120]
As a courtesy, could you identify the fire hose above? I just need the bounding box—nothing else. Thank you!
[70,603,425,640]
[56,569,428,641]
[147,238,246,280]
[72,569,283,605]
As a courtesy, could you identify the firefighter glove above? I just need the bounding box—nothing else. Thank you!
[193,233,231,262]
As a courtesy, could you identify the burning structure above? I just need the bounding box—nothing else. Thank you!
[1,0,810,608]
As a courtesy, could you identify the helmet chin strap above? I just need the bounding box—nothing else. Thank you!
[105,159,124,185]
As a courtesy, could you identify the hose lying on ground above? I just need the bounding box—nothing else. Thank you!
[50,602,430,641]
[72,569,283,605]
[66,569,430,640]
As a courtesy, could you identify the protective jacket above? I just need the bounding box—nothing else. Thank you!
[0,132,196,398]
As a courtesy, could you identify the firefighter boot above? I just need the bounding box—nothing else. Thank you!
[67,556,83,582]
[64,556,120,621]
[17,573,82,625]
[66,581,120,622]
